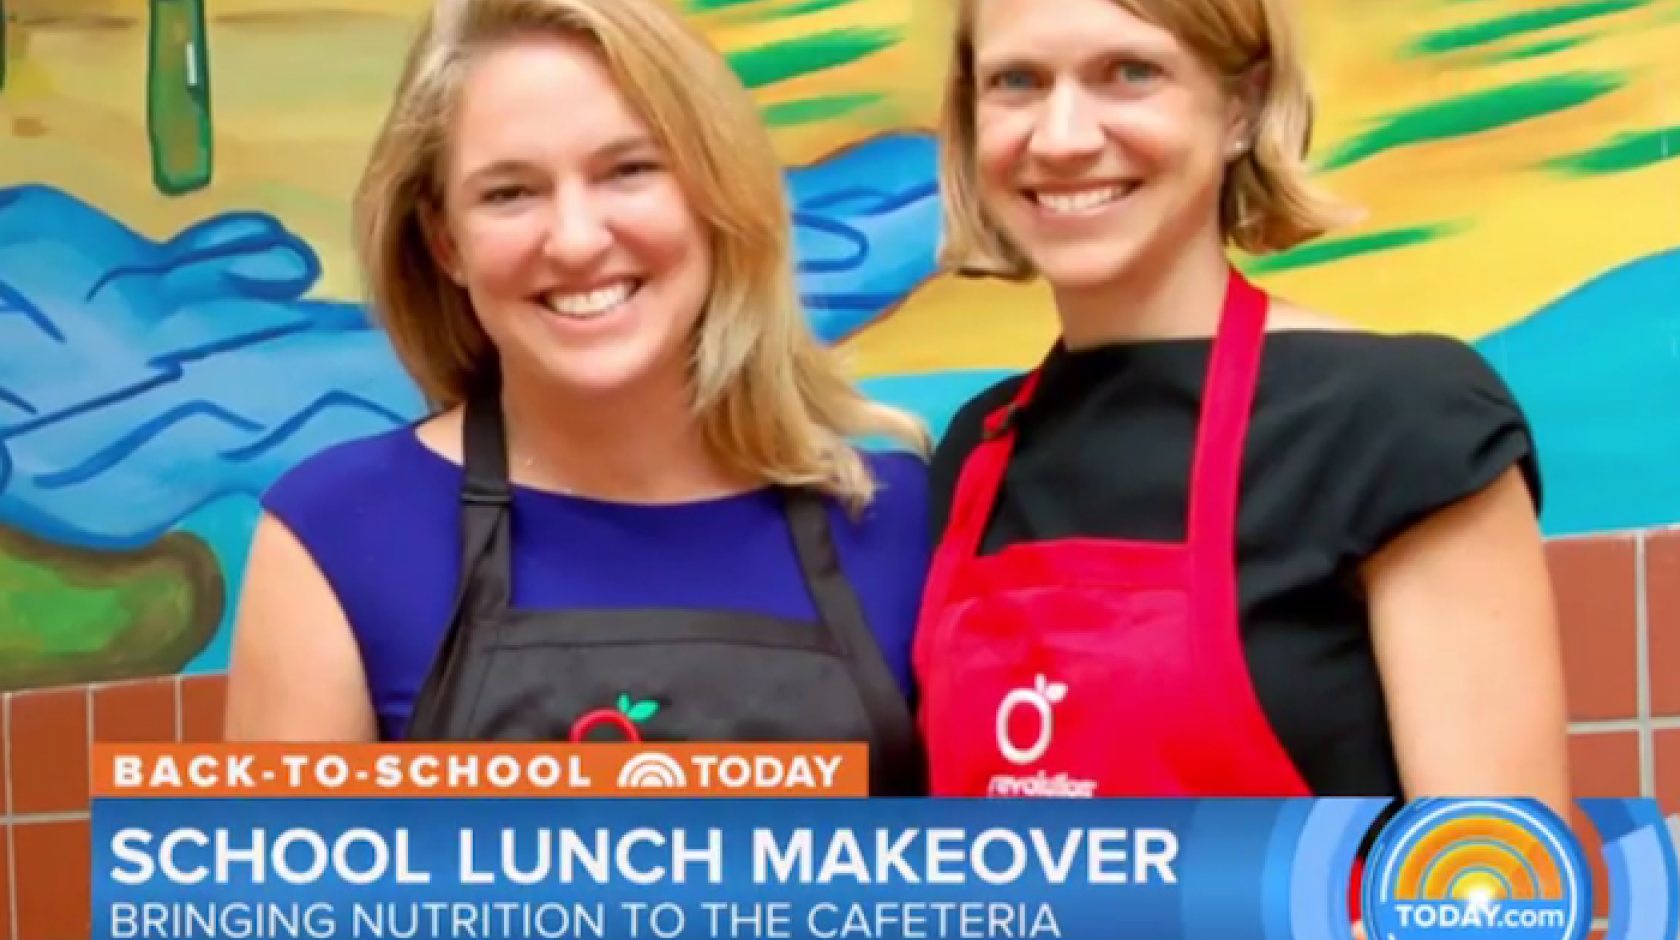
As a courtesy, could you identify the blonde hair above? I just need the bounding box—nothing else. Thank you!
[938,0,1354,278]
[354,0,928,510]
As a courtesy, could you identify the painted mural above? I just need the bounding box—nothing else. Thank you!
[0,0,1676,690]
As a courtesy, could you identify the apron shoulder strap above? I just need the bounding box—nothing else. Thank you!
[404,394,515,740]
[783,487,926,796]
[1186,268,1269,549]
[913,365,1039,665]
[455,393,516,616]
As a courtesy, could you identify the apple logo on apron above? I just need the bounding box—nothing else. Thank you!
[570,693,661,742]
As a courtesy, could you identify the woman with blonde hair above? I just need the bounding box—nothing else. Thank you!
[223,0,930,794]
[912,0,1570,862]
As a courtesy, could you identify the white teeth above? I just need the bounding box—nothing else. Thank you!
[1034,186,1127,214]
[545,281,635,318]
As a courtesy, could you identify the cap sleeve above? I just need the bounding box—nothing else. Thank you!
[1341,335,1542,564]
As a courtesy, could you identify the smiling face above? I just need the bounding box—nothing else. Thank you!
[428,34,711,400]
[967,0,1249,290]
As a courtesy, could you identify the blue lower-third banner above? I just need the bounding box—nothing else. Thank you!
[91,796,1674,940]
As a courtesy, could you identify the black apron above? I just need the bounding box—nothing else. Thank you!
[403,394,925,796]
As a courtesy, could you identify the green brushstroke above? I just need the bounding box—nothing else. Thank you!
[0,0,8,93]
[1408,0,1646,55]
[1319,72,1624,171]
[148,0,215,196]
[727,28,899,89]
[764,92,885,126]
[1483,35,1593,62]
[1543,125,1680,175]
[0,526,224,691]
[694,0,860,15]
[766,0,861,17]
[1243,225,1463,275]
[729,0,861,22]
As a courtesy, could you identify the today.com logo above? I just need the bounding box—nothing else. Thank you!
[1362,798,1591,940]
[985,675,1097,799]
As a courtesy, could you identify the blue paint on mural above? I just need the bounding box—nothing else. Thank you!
[0,130,1675,674]
[1475,246,1680,538]
[0,184,422,551]
[788,132,941,337]
[0,132,943,551]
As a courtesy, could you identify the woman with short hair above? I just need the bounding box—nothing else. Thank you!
[914,0,1569,819]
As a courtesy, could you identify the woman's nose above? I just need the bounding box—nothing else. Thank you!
[1028,83,1106,164]
[543,190,613,267]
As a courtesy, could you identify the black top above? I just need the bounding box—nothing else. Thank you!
[928,330,1541,797]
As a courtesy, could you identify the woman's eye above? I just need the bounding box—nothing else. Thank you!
[1114,61,1161,83]
[611,160,661,179]
[987,69,1038,91]
[482,185,528,204]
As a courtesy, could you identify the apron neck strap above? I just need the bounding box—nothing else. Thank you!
[462,389,512,507]
[455,390,516,619]
[936,370,1040,563]
[405,390,514,740]
[935,265,1268,558]
[1184,267,1267,549]
[783,489,927,794]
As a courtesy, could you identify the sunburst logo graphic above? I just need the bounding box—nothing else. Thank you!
[1363,799,1591,940]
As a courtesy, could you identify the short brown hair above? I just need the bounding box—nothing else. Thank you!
[938,0,1357,279]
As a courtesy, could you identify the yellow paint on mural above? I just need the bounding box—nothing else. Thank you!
[0,0,1675,380]
[692,0,950,159]
[1278,0,1680,335]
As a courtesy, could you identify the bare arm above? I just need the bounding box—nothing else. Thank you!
[1362,466,1571,819]
[223,512,378,741]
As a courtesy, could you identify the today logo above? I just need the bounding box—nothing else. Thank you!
[613,749,847,793]
[1362,799,1591,940]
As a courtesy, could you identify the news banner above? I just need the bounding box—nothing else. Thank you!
[91,743,1677,940]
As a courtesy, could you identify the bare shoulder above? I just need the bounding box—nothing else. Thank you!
[1265,298,1368,334]
[224,512,377,740]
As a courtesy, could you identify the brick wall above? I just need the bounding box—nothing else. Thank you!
[1,674,226,940]
[0,529,1672,939]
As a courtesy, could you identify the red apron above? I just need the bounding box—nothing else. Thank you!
[913,267,1364,911]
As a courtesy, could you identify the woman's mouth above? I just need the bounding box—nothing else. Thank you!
[541,279,642,321]
[1026,184,1135,216]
